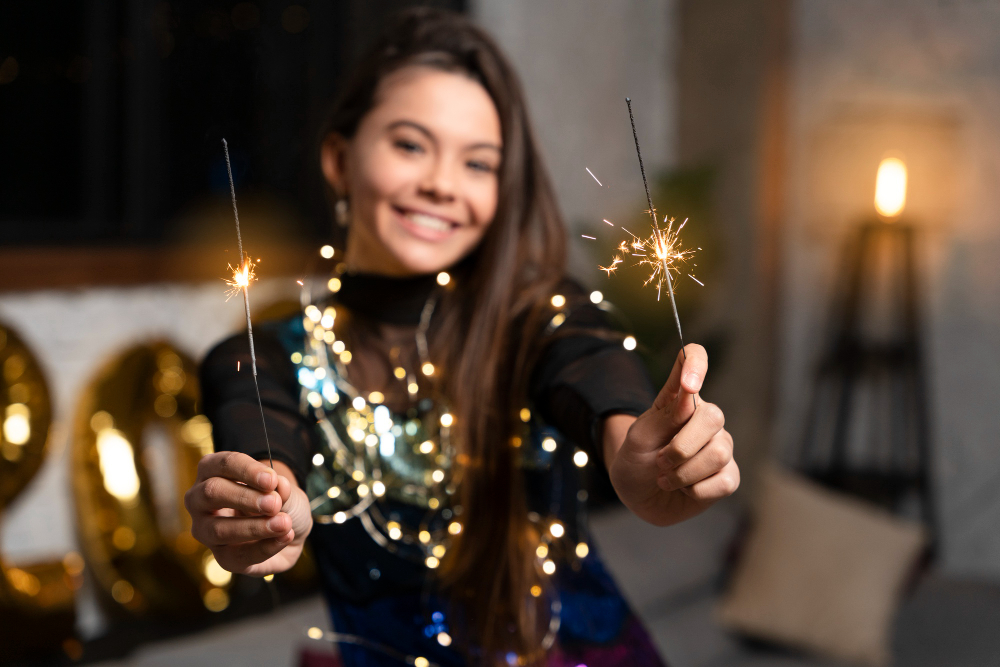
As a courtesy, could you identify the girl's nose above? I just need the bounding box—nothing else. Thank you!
[417,158,457,203]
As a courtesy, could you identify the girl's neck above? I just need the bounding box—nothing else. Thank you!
[335,271,437,327]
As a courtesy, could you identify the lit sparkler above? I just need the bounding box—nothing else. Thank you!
[222,138,273,468]
[605,99,699,405]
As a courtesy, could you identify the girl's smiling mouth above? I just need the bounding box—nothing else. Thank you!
[393,205,461,242]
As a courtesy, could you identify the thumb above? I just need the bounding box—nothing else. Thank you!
[276,473,292,505]
[653,344,706,412]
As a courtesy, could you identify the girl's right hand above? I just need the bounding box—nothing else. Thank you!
[184,452,313,576]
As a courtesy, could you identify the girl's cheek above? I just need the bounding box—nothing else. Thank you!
[471,185,499,226]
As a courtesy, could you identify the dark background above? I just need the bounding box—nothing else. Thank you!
[0,0,463,247]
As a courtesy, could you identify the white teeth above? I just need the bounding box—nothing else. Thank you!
[406,212,452,233]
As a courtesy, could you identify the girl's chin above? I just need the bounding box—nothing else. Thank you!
[384,247,460,277]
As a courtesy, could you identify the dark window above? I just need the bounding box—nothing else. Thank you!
[0,0,464,247]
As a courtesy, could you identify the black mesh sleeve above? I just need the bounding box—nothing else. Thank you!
[199,329,316,487]
[530,282,657,463]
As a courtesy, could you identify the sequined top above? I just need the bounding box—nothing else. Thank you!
[200,272,666,666]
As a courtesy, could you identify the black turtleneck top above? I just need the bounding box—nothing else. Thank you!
[200,273,657,488]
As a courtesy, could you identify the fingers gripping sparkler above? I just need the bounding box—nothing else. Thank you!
[222,139,274,469]
[625,98,697,407]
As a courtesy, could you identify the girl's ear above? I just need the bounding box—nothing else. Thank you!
[320,133,350,197]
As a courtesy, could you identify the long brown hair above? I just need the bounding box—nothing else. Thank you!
[320,8,567,663]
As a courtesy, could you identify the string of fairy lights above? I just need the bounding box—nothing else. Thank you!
[293,263,592,657]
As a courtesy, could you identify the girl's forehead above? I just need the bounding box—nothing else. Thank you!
[368,65,502,144]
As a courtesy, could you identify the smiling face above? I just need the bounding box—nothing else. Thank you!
[322,65,503,276]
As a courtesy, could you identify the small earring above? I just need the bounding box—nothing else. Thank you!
[335,197,350,228]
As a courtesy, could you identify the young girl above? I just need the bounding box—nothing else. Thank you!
[186,9,737,666]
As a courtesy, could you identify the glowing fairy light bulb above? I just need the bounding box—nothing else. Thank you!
[203,554,232,587]
[875,156,907,219]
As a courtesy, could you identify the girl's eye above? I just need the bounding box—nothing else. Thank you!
[466,159,496,174]
[394,139,424,154]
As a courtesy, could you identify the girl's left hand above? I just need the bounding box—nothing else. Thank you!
[607,344,739,527]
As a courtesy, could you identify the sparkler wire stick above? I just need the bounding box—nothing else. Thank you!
[222,139,274,469]
[625,98,697,407]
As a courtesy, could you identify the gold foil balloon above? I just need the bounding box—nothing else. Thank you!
[0,321,77,660]
[71,341,231,617]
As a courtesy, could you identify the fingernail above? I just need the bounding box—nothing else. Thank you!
[258,493,277,513]
[683,372,702,392]
[257,471,274,490]
[267,516,284,532]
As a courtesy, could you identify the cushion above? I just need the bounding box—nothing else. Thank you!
[718,466,927,666]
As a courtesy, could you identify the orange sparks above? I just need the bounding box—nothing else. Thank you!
[599,257,623,277]
[597,216,698,297]
[224,254,257,301]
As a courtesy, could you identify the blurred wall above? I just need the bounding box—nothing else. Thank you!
[472,0,678,276]
[671,0,791,493]
[778,0,1000,578]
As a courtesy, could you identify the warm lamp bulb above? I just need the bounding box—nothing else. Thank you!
[874,157,907,219]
